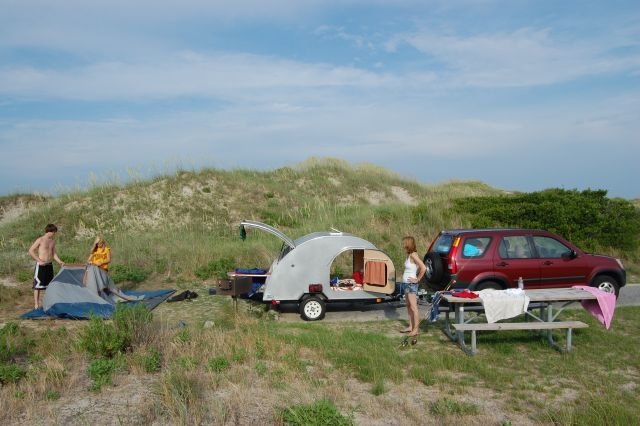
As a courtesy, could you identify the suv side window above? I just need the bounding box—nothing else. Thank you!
[462,237,491,258]
[533,236,571,258]
[499,236,533,259]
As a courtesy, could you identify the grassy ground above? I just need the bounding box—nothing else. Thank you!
[1,278,639,425]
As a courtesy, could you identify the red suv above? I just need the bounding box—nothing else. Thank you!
[423,229,626,296]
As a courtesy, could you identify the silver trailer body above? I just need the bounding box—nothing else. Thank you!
[240,220,397,320]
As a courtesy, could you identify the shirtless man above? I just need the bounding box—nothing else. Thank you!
[28,224,64,309]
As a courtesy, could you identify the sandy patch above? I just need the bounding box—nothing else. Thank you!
[0,276,20,288]
[391,186,417,205]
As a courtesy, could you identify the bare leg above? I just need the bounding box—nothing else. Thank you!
[34,289,40,309]
[401,293,412,332]
[405,297,414,332]
[407,293,420,336]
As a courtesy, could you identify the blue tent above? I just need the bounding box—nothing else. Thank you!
[21,265,174,320]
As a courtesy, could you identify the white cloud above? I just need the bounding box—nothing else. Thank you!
[397,26,640,87]
[0,51,400,102]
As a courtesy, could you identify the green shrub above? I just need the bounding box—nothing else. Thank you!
[175,356,198,371]
[134,347,162,373]
[232,347,248,363]
[452,189,640,252]
[174,328,191,343]
[45,390,61,400]
[278,399,354,426]
[1,322,34,365]
[0,362,27,384]
[373,205,404,225]
[88,358,119,391]
[113,303,154,347]
[371,379,386,395]
[110,264,148,284]
[255,361,267,376]
[157,369,202,421]
[430,397,480,416]
[77,304,153,358]
[206,356,230,373]
[258,208,300,228]
[194,257,235,280]
[77,315,127,359]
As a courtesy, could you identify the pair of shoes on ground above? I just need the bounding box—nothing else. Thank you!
[167,290,199,303]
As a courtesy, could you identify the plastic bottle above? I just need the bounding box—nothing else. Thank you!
[517,276,524,290]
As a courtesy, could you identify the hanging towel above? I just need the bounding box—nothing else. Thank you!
[477,288,530,324]
[572,285,616,329]
[428,292,443,322]
[451,289,479,299]
[364,261,387,286]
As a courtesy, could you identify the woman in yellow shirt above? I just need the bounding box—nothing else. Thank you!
[83,236,140,302]
[88,236,111,271]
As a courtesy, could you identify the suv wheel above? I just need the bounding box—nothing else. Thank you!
[476,280,503,291]
[423,252,444,284]
[591,275,620,297]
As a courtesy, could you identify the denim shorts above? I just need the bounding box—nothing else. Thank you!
[404,283,419,294]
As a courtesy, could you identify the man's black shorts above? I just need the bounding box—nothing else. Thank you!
[33,263,54,290]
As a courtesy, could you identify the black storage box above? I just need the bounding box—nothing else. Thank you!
[216,276,253,297]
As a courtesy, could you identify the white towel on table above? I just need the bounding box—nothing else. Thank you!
[477,289,530,323]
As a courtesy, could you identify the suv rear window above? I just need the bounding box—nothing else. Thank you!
[432,234,454,254]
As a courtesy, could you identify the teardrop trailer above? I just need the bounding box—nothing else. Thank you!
[238,220,398,320]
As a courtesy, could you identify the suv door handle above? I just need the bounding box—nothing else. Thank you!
[496,262,508,267]
[543,261,554,265]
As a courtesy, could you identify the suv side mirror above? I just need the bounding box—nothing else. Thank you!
[561,249,577,260]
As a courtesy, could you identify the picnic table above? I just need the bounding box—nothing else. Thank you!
[441,287,597,355]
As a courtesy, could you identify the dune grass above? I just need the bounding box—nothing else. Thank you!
[3,160,636,285]
[0,159,498,283]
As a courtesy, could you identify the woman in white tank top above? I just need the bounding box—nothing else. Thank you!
[401,236,426,337]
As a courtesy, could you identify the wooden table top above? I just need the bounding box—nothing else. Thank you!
[442,287,597,303]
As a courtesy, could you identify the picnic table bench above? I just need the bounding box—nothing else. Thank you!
[442,288,597,355]
[452,320,589,355]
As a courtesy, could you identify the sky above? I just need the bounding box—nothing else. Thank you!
[1,0,639,199]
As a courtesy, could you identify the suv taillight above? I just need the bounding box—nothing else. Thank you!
[448,236,461,274]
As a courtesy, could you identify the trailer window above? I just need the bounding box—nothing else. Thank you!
[278,242,292,261]
[331,249,357,277]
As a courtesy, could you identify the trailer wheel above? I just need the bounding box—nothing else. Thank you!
[300,296,326,321]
